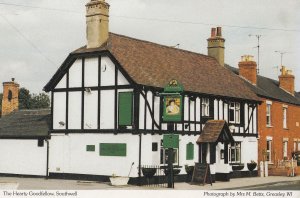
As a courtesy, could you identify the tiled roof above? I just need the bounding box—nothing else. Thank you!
[0,109,50,138]
[226,65,300,105]
[197,120,234,143]
[45,33,260,102]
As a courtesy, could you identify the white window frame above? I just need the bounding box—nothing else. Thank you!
[201,98,210,117]
[160,140,178,165]
[283,141,288,159]
[283,107,287,129]
[266,104,272,126]
[266,140,272,162]
[229,142,241,163]
[229,102,240,124]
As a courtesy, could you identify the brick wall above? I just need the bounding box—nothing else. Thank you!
[258,98,300,165]
[1,81,19,116]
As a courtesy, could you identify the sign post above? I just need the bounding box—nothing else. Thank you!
[162,79,183,189]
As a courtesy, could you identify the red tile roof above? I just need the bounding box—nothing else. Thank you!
[197,120,234,143]
[62,33,260,101]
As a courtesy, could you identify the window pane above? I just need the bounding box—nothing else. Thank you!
[229,109,235,122]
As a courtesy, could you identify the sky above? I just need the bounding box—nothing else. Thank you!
[0,0,299,94]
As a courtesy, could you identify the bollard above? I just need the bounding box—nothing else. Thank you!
[260,161,264,177]
[264,161,268,177]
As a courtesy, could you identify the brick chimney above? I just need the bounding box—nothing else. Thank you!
[207,27,225,67]
[279,66,295,95]
[86,0,110,49]
[2,78,19,116]
[238,55,257,85]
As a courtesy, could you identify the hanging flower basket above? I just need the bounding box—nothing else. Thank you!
[109,176,129,186]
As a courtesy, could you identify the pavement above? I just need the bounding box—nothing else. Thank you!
[0,175,299,190]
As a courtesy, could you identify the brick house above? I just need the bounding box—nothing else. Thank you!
[227,56,300,168]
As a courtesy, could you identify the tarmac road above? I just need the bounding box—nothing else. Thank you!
[235,180,300,190]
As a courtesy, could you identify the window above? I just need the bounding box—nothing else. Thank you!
[294,141,297,152]
[266,140,272,162]
[283,107,287,129]
[229,142,241,163]
[160,140,178,164]
[186,142,194,160]
[201,98,210,116]
[8,90,12,102]
[152,142,158,152]
[118,92,133,126]
[229,102,240,124]
[266,104,272,126]
[283,141,288,159]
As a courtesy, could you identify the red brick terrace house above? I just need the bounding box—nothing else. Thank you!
[227,56,300,174]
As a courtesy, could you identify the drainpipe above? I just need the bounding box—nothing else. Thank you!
[138,133,142,185]
[46,139,50,179]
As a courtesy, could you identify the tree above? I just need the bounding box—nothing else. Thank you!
[30,93,50,109]
[19,87,31,109]
[19,87,50,109]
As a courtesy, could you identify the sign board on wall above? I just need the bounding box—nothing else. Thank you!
[99,143,127,156]
[162,79,184,122]
[163,134,179,148]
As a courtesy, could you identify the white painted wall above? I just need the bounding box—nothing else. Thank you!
[68,92,82,129]
[85,58,98,87]
[49,134,140,177]
[53,92,66,129]
[69,59,82,88]
[117,71,129,85]
[84,91,98,129]
[101,56,115,86]
[234,136,258,171]
[56,75,66,89]
[100,90,115,129]
[0,139,47,176]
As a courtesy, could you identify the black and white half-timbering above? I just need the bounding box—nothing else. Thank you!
[42,0,261,182]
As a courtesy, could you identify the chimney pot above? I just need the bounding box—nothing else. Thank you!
[216,27,222,37]
[211,28,216,37]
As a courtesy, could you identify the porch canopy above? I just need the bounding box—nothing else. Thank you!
[196,120,234,164]
[197,120,234,144]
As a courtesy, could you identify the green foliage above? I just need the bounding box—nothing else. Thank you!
[19,88,31,109]
[18,87,50,109]
[0,93,2,109]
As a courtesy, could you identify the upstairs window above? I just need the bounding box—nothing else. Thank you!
[266,104,272,126]
[229,102,240,124]
[201,98,210,116]
[283,107,287,129]
[118,92,133,126]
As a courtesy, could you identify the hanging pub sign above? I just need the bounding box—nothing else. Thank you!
[162,79,184,122]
